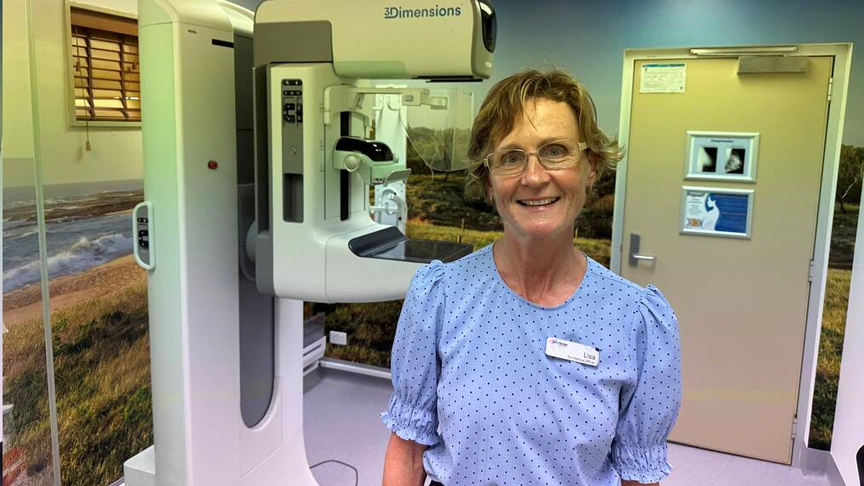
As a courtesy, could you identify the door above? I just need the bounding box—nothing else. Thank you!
[620,55,833,463]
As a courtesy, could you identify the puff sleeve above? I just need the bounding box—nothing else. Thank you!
[380,261,445,446]
[611,285,683,483]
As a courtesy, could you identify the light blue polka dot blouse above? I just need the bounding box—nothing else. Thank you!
[382,245,682,485]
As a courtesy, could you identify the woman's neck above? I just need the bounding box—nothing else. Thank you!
[493,230,586,306]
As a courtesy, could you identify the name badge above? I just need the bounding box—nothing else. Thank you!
[545,337,600,367]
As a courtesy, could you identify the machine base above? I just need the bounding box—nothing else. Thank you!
[123,432,320,486]
[123,446,155,486]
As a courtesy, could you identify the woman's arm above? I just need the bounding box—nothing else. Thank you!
[611,287,682,485]
[622,481,658,486]
[382,432,427,486]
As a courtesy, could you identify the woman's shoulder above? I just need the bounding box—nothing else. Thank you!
[409,245,493,294]
[584,257,676,318]
[584,257,645,303]
[420,244,493,278]
[449,243,494,268]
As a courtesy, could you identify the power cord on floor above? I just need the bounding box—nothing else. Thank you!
[309,459,359,486]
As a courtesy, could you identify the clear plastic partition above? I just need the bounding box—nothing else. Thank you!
[403,89,474,173]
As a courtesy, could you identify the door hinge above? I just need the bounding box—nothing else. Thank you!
[791,416,798,440]
[828,77,834,102]
[808,260,815,282]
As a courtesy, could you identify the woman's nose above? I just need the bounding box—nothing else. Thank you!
[522,154,550,185]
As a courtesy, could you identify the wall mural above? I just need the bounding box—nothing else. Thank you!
[3,182,150,486]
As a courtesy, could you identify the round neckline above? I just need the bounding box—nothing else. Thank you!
[484,243,592,311]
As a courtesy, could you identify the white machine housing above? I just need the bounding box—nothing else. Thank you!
[126,0,495,485]
[252,0,495,302]
[254,0,495,80]
[127,1,321,485]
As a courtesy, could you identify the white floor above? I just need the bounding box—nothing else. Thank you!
[665,444,831,486]
[303,367,836,486]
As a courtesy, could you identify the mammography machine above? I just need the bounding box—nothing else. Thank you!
[125,0,495,484]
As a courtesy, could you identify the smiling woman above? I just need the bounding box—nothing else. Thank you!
[485,99,594,249]
[381,69,681,486]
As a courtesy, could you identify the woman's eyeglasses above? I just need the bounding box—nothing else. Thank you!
[484,140,588,176]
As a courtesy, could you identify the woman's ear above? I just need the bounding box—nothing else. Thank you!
[485,181,495,205]
[587,152,600,186]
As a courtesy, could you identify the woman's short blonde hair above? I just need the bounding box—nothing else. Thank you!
[466,68,624,199]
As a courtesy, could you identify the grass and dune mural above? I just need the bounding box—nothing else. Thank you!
[2,145,861,484]
[3,188,149,486]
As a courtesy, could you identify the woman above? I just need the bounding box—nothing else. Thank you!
[381,69,682,486]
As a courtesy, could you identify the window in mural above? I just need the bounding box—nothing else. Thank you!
[70,7,141,122]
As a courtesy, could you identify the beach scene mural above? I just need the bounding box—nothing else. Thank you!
[3,182,152,486]
[4,190,139,296]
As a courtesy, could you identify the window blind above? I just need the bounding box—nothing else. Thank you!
[71,7,140,122]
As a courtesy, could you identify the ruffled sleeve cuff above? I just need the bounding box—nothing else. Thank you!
[611,442,672,483]
[381,394,441,446]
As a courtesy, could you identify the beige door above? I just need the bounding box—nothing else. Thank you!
[620,55,833,463]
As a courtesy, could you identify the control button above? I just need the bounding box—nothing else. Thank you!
[284,102,296,111]
[297,115,303,123]
[138,230,149,248]
[285,114,296,123]
[283,90,289,96]
[343,154,361,172]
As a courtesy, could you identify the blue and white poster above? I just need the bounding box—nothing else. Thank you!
[682,187,754,238]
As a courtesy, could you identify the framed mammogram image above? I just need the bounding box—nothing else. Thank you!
[685,131,759,182]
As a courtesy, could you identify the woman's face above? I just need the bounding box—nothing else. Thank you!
[488,97,597,241]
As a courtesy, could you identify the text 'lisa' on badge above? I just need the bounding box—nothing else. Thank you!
[545,337,600,367]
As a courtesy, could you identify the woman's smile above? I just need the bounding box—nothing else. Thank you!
[516,196,561,207]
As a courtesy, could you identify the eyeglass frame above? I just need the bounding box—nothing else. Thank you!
[482,140,589,176]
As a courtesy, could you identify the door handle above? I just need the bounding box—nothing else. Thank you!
[629,233,656,266]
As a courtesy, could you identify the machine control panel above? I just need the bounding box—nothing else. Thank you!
[132,201,155,270]
[281,78,304,223]
[282,79,303,124]
[137,219,150,249]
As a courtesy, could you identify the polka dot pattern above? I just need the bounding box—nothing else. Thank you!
[381,245,682,485]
